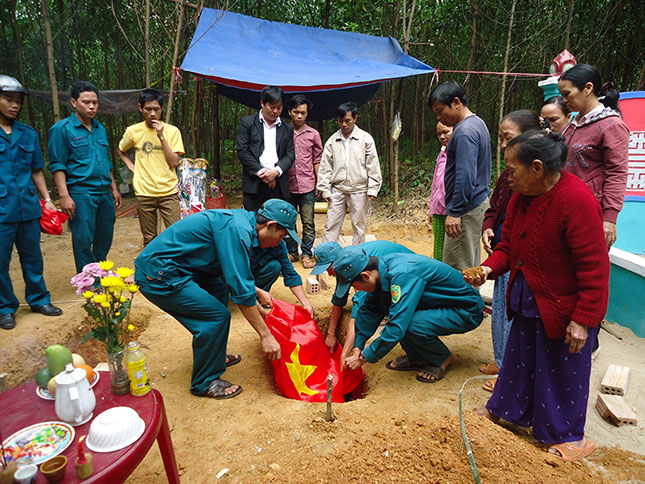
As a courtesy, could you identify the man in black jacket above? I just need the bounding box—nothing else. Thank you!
[236,86,295,211]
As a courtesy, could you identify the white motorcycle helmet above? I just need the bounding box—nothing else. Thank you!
[0,75,27,100]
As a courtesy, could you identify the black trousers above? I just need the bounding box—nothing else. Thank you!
[243,183,287,212]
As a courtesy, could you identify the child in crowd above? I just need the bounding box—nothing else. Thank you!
[428,121,453,261]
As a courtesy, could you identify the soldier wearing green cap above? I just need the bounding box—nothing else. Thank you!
[134,198,303,399]
[336,246,484,383]
[311,240,413,361]
[250,207,314,317]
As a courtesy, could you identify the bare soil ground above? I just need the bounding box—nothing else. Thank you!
[2,196,644,483]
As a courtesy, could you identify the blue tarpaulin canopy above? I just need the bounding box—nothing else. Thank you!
[181,9,434,120]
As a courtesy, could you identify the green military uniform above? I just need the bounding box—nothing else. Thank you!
[349,253,485,365]
[251,240,302,292]
[329,240,414,318]
[134,209,259,394]
[0,121,52,315]
[48,113,115,272]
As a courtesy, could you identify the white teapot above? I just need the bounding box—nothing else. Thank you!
[55,363,96,426]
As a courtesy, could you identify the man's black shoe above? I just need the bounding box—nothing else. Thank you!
[31,303,63,316]
[0,313,15,330]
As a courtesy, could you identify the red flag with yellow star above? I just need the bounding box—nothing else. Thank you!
[265,299,365,402]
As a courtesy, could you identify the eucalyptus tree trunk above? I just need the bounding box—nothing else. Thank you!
[495,0,517,178]
[564,0,575,50]
[41,0,60,122]
[391,0,416,203]
[145,0,151,88]
[165,0,186,123]
[212,84,221,178]
[464,0,478,93]
[9,0,34,126]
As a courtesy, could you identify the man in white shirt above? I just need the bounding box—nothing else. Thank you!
[236,86,295,211]
[317,102,382,245]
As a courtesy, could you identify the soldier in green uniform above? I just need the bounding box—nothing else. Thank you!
[0,75,62,330]
[134,199,301,399]
[310,240,413,359]
[338,246,484,383]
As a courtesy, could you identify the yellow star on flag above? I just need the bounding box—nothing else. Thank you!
[285,343,319,396]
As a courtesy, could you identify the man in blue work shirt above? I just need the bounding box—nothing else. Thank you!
[48,80,122,273]
[310,240,413,357]
[134,199,303,399]
[339,246,485,383]
[429,80,491,271]
[0,75,62,330]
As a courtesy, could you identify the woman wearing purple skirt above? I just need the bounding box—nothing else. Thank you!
[464,130,609,462]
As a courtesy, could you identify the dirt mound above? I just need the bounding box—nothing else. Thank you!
[3,197,644,484]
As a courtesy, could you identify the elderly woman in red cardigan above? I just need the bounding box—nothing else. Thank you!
[464,130,609,463]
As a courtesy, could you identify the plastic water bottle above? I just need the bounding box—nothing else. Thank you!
[126,341,151,396]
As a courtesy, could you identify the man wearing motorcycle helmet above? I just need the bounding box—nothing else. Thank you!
[0,75,62,330]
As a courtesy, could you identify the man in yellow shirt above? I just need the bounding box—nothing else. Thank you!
[117,89,185,245]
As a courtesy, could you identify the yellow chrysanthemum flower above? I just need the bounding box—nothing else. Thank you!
[120,296,126,303]
[99,260,114,271]
[115,312,120,317]
[100,301,110,308]
[115,267,134,278]
[113,280,127,292]
[127,324,135,332]
[101,276,127,292]
[92,294,107,304]
[127,284,139,293]
[83,291,94,299]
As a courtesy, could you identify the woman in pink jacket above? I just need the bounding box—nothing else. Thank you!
[559,64,629,358]
[558,64,630,248]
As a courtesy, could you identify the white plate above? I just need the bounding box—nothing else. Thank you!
[2,421,75,465]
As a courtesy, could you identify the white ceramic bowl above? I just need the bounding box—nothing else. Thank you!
[86,407,145,453]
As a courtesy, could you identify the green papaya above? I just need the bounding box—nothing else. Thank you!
[46,344,73,376]
[36,366,52,389]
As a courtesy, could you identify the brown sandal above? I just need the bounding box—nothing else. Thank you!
[479,362,499,375]
[416,363,452,383]
[482,378,496,392]
[548,441,595,462]
[386,356,426,371]
[193,379,243,399]
[226,353,242,367]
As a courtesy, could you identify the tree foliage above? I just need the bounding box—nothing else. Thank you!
[2,0,644,197]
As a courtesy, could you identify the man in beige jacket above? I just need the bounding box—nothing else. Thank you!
[317,102,382,245]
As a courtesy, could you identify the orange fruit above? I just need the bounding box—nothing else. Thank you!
[77,364,95,384]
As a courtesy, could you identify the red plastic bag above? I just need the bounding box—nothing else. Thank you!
[40,200,68,235]
[265,299,365,403]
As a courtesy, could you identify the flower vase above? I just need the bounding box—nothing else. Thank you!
[107,349,130,395]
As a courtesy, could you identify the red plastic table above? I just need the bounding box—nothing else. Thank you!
[0,372,180,484]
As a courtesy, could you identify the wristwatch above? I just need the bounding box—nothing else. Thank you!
[43,198,52,203]
[358,351,366,363]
